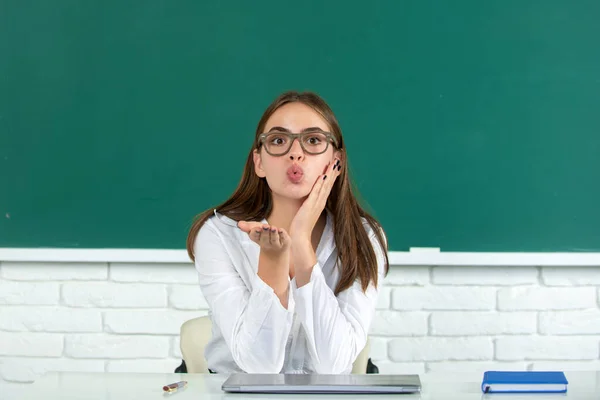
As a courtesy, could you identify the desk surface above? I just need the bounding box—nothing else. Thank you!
[16,371,600,400]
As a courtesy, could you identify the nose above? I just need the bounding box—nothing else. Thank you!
[288,138,305,161]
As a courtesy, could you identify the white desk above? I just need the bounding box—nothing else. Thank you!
[16,371,600,400]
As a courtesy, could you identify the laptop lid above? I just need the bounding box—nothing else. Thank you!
[221,373,422,394]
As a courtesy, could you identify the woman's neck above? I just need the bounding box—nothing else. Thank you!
[266,195,304,233]
[267,193,328,255]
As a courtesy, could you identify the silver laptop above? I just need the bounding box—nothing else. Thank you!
[221,373,421,394]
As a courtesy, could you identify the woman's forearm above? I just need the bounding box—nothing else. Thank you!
[257,251,291,308]
[291,238,317,288]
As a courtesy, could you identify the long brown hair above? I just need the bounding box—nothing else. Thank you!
[186,91,389,294]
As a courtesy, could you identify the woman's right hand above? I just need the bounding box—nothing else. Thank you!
[238,221,292,307]
[237,221,291,258]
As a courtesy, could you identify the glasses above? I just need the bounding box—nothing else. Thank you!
[258,131,339,156]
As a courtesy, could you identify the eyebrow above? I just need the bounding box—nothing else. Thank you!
[267,126,326,133]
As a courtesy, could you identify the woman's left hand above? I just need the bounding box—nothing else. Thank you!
[289,158,342,242]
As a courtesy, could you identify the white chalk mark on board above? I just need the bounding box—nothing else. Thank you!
[5,213,10,219]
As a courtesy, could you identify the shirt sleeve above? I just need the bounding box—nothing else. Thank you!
[290,229,387,374]
[194,220,295,373]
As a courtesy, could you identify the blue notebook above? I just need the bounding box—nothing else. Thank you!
[481,371,568,393]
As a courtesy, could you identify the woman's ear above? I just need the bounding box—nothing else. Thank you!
[253,149,266,178]
[334,149,343,163]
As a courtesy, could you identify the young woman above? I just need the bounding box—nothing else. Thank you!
[186,91,389,374]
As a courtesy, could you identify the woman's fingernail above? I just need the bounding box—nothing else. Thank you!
[323,175,327,180]
[271,227,276,232]
[263,226,269,230]
[337,165,341,171]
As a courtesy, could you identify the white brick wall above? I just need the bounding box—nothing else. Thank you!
[1,261,599,397]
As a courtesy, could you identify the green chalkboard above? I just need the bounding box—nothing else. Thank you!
[2,0,599,251]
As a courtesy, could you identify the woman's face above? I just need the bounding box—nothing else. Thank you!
[253,102,340,200]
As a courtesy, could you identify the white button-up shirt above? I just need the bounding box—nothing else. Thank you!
[193,210,386,374]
